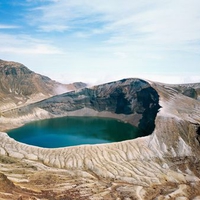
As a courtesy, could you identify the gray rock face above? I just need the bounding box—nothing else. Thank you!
[3,78,160,136]
[170,82,200,100]
[0,74,200,199]
[40,79,160,135]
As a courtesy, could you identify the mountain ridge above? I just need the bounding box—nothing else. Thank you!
[0,59,200,199]
[0,59,86,112]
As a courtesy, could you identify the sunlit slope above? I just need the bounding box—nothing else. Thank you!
[0,78,200,199]
[0,59,86,112]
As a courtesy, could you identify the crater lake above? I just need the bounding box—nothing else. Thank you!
[7,117,143,148]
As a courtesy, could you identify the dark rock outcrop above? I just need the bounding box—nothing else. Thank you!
[0,74,200,199]
[3,78,160,136]
[171,83,200,100]
[182,87,197,99]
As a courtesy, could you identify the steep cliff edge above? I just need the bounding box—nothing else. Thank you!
[0,78,200,199]
[1,78,160,135]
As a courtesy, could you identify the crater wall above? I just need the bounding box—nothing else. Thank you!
[0,78,200,199]
[1,78,160,136]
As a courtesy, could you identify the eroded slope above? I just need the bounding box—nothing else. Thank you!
[0,59,86,112]
[1,79,160,135]
[0,78,200,199]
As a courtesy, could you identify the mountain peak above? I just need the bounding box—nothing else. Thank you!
[0,59,86,112]
[0,60,33,76]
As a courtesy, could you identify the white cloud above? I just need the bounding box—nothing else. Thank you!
[0,33,64,55]
[39,24,69,32]
[1,45,63,55]
[181,76,200,84]
[114,52,128,59]
[28,0,200,52]
[1,0,200,85]
[47,70,200,85]
[0,24,20,29]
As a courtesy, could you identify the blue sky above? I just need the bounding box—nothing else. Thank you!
[0,0,200,84]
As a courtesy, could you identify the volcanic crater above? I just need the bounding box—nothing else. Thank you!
[0,60,200,199]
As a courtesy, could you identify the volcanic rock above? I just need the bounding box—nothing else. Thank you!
[0,63,200,199]
[1,79,161,135]
[0,59,86,112]
[170,82,200,100]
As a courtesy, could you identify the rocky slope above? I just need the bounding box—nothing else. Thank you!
[1,79,160,134]
[0,59,86,112]
[0,77,200,199]
[170,83,200,100]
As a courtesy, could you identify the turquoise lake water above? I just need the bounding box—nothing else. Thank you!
[7,117,143,148]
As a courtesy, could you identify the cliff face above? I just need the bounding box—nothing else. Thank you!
[0,59,86,112]
[0,75,200,199]
[39,79,160,135]
[2,79,160,136]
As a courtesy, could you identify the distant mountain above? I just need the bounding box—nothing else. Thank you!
[170,83,200,100]
[0,59,86,112]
